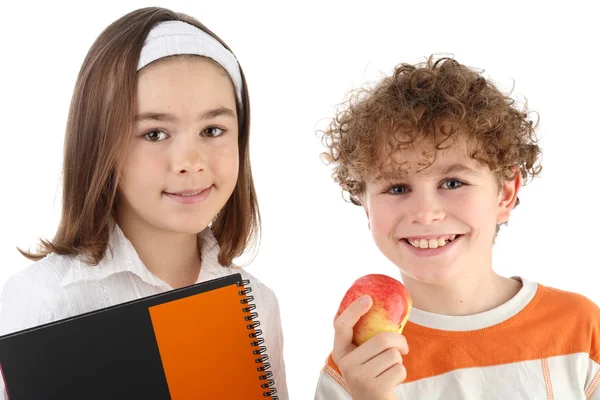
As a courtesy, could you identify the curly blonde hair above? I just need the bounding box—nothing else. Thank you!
[320,55,543,208]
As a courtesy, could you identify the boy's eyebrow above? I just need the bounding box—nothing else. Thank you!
[135,107,237,123]
[439,163,479,175]
[373,163,478,181]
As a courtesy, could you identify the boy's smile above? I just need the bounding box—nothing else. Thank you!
[400,233,462,257]
[360,134,521,287]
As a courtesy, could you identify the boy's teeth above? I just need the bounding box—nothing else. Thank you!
[407,236,457,249]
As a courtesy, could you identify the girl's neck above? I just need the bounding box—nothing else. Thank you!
[116,214,203,289]
[402,269,522,316]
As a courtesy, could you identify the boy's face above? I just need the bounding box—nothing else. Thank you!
[360,135,521,286]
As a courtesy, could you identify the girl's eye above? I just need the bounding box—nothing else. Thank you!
[143,130,168,142]
[442,179,464,190]
[203,127,225,138]
[388,185,408,195]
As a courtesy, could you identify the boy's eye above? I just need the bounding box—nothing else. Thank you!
[143,129,168,142]
[442,179,464,189]
[203,127,225,137]
[388,185,408,195]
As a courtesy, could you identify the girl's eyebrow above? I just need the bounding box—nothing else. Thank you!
[135,106,236,123]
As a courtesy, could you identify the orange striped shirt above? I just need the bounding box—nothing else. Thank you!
[315,278,600,399]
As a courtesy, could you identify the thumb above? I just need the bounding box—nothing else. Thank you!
[332,295,372,360]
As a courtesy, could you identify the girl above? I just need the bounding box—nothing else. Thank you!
[0,6,288,399]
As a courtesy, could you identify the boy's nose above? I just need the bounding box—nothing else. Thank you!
[409,195,445,225]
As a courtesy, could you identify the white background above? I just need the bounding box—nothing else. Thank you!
[1,1,598,398]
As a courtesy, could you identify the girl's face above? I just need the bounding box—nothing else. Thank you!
[117,56,239,236]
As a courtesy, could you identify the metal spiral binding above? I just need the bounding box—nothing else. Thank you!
[237,279,279,399]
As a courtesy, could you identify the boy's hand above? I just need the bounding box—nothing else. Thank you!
[332,295,408,400]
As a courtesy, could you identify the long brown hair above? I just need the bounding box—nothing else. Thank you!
[19,7,260,267]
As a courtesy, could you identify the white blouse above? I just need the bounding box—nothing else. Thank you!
[0,224,288,400]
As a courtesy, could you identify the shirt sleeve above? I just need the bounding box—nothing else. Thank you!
[244,273,289,400]
[586,357,600,398]
[314,369,353,400]
[262,287,289,400]
[0,272,60,398]
[0,272,58,336]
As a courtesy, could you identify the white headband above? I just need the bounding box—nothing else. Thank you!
[137,20,244,105]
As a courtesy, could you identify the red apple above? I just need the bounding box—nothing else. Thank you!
[336,274,412,346]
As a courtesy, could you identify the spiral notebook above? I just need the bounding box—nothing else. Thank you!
[0,273,278,400]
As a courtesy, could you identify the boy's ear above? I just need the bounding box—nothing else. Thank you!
[353,193,371,230]
[497,167,523,224]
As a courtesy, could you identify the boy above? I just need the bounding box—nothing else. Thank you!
[314,56,600,399]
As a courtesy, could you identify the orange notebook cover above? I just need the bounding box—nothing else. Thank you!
[0,273,279,400]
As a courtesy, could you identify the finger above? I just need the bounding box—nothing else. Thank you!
[351,332,409,365]
[363,347,403,378]
[376,362,407,387]
[332,295,373,360]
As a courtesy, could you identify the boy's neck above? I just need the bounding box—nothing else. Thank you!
[402,271,522,316]
[116,216,203,289]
